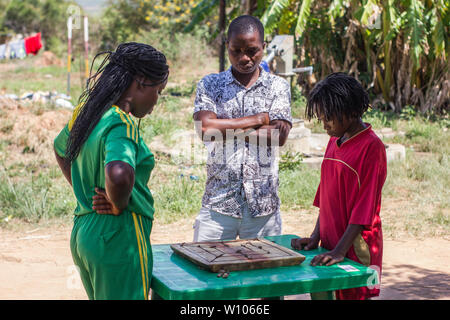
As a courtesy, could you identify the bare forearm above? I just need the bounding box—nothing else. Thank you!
[334,224,364,256]
[205,115,265,133]
[241,120,291,147]
[194,111,268,141]
[105,161,135,212]
[311,216,320,238]
[54,149,72,186]
[241,126,286,147]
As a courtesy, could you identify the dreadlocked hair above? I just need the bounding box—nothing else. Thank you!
[65,42,169,164]
[305,72,369,124]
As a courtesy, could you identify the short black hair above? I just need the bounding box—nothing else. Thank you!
[306,72,369,123]
[227,15,264,44]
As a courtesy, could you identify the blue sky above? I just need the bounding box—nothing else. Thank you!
[74,0,108,15]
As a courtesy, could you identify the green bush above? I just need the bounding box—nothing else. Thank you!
[279,165,320,210]
[152,173,204,223]
[1,0,72,53]
[0,170,75,223]
[279,151,303,171]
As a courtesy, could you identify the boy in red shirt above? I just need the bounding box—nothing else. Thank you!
[292,72,387,300]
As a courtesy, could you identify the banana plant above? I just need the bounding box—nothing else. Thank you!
[258,0,448,112]
[178,0,448,111]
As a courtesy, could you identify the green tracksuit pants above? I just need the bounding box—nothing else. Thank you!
[70,211,152,300]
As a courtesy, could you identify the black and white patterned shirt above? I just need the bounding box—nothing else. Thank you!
[194,67,292,218]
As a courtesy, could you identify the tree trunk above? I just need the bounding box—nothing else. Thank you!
[243,0,257,15]
[382,0,392,104]
[219,0,226,72]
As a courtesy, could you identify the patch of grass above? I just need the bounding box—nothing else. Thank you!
[140,93,194,147]
[363,108,399,130]
[152,172,205,223]
[279,165,321,210]
[0,60,85,105]
[279,151,303,171]
[0,166,76,223]
[166,81,197,98]
[291,85,307,119]
[391,120,449,155]
[0,121,14,134]
[140,114,179,143]
[381,150,450,239]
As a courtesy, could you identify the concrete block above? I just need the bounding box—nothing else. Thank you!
[309,133,329,153]
[385,143,406,163]
[302,156,323,169]
[375,128,405,140]
[282,118,311,154]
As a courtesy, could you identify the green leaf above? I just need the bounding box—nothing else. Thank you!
[406,0,428,67]
[360,0,378,27]
[328,0,346,20]
[431,4,446,59]
[295,0,313,38]
[183,0,219,33]
[261,0,291,34]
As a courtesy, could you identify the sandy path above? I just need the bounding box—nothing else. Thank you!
[0,214,449,300]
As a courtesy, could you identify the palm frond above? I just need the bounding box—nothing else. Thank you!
[431,0,447,59]
[360,0,378,27]
[328,0,346,20]
[295,0,313,38]
[405,0,428,68]
[261,0,291,35]
[385,0,401,42]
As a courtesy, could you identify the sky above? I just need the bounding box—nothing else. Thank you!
[74,0,108,15]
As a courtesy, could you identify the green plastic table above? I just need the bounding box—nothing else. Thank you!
[150,234,379,300]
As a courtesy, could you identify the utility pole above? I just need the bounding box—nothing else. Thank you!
[67,16,72,96]
[84,16,89,87]
[219,0,226,72]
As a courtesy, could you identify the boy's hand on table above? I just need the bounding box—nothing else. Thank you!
[92,188,121,216]
[291,236,319,251]
[310,249,345,266]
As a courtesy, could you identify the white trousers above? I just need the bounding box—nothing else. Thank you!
[193,203,282,242]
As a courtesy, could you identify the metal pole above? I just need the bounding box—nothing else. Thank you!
[84,16,89,87]
[292,66,313,75]
[219,0,226,72]
[67,16,72,96]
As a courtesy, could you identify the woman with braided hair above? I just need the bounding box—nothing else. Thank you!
[54,42,169,300]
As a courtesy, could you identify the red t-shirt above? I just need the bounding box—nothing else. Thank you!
[24,33,42,56]
[313,124,387,300]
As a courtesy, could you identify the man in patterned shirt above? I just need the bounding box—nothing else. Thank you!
[193,15,292,241]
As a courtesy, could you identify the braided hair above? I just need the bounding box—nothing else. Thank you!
[306,72,369,123]
[65,42,169,164]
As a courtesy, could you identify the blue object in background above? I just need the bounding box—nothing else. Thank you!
[9,40,26,59]
[260,60,270,72]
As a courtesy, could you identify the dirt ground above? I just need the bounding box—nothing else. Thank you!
[0,212,449,300]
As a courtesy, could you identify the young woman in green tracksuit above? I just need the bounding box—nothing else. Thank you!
[54,42,169,300]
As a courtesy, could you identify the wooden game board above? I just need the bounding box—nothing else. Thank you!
[170,238,306,273]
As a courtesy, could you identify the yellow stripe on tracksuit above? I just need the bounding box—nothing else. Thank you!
[68,105,139,143]
[68,103,84,131]
[136,214,149,286]
[132,212,149,299]
[138,215,149,291]
[125,112,139,143]
[113,106,138,143]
